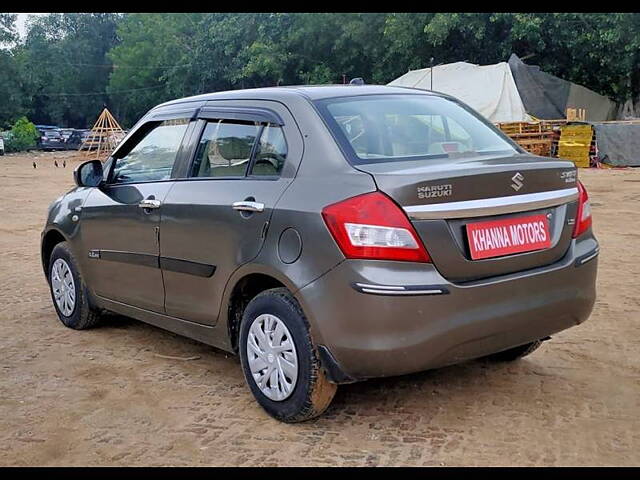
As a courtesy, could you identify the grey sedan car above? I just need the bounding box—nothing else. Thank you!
[41,85,598,422]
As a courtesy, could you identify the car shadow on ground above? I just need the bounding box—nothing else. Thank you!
[94,312,554,422]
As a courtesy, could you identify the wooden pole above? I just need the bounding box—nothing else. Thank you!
[79,108,125,159]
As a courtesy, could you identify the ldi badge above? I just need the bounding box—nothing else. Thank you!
[560,170,577,184]
[417,183,452,199]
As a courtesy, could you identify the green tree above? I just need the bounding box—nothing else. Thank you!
[423,13,640,102]
[0,13,17,45]
[377,13,436,83]
[0,14,27,128]
[18,13,121,127]
[107,13,205,126]
[5,116,39,152]
[6,13,640,127]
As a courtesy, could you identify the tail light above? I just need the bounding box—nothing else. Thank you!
[572,180,592,238]
[322,191,431,262]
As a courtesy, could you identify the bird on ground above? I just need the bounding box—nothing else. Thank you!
[63,159,66,168]
[33,162,37,169]
[54,160,58,167]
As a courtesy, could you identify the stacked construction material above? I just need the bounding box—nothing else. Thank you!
[498,119,640,168]
[496,120,565,157]
[556,124,594,168]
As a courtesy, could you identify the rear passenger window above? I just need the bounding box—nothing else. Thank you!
[191,121,260,177]
[250,125,287,176]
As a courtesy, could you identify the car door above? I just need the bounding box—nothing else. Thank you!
[159,101,302,325]
[79,112,197,313]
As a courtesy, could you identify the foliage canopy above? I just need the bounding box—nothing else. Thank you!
[5,116,39,152]
[2,13,639,128]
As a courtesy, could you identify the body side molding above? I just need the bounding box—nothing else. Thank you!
[90,249,215,278]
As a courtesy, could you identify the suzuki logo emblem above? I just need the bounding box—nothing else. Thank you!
[511,172,524,191]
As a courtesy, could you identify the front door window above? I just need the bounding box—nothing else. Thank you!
[111,119,189,184]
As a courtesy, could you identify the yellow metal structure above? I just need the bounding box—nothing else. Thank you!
[557,124,593,168]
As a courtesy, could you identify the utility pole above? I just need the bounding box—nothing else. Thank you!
[430,57,434,91]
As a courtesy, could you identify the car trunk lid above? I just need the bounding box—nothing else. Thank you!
[356,153,580,282]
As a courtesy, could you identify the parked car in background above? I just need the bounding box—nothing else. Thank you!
[65,129,91,150]
[36,125,59,140]
[60,128,74,143]
[41,85,598,423]
[1,131,13,152]
[38,129,66,151]
[35,124,58,132]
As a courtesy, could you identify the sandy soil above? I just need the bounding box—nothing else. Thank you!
[0,151,638,466]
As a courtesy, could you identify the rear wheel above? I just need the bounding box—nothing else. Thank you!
[485,340,542,362]
[48,242,102,330]
[239,288,337,423]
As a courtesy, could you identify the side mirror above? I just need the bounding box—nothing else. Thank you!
[74,160,104,188]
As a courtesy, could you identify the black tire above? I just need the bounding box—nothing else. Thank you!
[485,340,542,362]
[239,288,337,423]
[48,241,102,330]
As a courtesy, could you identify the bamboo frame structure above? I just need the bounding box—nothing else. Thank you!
[78,108,125,159]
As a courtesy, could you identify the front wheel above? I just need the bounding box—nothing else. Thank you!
[239,288,337,423]
[48,241,102,330]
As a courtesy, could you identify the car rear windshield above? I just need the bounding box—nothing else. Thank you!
[315,94,517,165]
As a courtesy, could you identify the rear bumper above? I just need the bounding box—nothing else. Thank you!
[297,235,598,383]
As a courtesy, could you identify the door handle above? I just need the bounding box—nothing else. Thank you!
[232,201,265,213]
[138,199,161,209]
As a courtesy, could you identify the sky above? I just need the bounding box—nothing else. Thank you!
[12,13,49,39]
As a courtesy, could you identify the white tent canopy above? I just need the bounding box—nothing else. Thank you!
[388,61,532,123]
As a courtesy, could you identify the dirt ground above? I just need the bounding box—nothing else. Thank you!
[0,151,638,466]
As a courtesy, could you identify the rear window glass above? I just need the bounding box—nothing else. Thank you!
[191,121,260,178]
[316,94,516,165]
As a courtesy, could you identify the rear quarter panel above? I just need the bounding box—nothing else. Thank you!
[215,94,377,345]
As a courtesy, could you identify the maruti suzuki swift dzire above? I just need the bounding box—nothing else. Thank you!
[41,85,598,422]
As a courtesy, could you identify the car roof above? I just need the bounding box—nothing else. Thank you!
[154,84,441,110]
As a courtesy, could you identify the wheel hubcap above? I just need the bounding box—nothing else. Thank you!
[51,258,76,317]
[246,314,298,401]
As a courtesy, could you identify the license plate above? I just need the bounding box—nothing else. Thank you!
[466,214,551,260]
